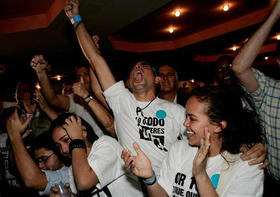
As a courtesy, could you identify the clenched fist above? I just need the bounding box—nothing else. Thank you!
[64,0,80,20]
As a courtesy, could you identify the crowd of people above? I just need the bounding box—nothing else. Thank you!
[0,0,279,196]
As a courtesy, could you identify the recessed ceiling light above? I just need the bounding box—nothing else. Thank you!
[169,27,174,33]
[175,10,181,17]
[264,56,269,60]
[223,4,229,12]
[277,35,280,40]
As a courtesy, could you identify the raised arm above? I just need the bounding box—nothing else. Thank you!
[6,109,47,190]
[89,67,110,110]
[62,116,99,191]
[34,90,59,121]
[64,0,116,91]
[72,77,115,137]
[232,0,280,93]
[30,55,70,111]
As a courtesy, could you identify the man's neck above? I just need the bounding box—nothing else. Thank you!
[159,90,177,103]
[133,90,156,102]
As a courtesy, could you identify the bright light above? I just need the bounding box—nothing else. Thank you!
[36,83,41,89]
[277,35,280,40]
[223,4,229,12]
[56,75,61,81]
[232,46,237,51]
[264,56,269,60]
[175,10,180,17]
[169,27,174,33]
[191,79,195,83]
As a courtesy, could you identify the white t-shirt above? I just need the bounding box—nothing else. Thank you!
[103,81,186,175]
[0,133,20,187]
[158,140,264,197]
[68,94,104,137]
[69,136,143,197]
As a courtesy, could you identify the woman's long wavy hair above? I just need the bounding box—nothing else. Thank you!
[189,85,264,154]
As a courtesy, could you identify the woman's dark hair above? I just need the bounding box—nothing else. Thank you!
[31,132,58,155]
[49,113,98,144]
[189,85,264,154]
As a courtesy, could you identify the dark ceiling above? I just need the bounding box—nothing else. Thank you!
[0,0,279,99]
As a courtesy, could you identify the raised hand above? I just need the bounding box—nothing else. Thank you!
[192,128,210,177]
[30,54,48,73]
[72,77,89,99]
[64,0,80,19]
[34,89,48,110]
[62,116,84,140]
[121,142,154,180]
[6,108,32,135]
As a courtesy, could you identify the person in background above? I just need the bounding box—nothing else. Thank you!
[30,55,114,137]
[231,0,280,195]
[158,64,188,106]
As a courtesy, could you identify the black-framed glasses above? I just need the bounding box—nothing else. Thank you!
[36,153,54,164]
[159,72,176,78]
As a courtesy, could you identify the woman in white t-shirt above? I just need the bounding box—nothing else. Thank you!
[122,85,265,197]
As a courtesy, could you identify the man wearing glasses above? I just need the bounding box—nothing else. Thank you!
[6,112,69,196]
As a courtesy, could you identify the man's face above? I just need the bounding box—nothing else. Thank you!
[159,65,177,93]
[34,147,63,171]
[16,83,32,104]
[128,61,155,93]
[216,59,232,85]
[76,67,90,91]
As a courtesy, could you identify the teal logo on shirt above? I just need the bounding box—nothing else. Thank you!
[210,174,220,189]
[156,110,166,119]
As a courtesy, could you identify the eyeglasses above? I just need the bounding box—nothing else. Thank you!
[217,64,232,72]
[159,72,176,78]
[36,153,54,164]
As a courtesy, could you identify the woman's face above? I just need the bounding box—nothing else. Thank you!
[184,96,218,147]
[34,147,63,171]
[52,126,71,158]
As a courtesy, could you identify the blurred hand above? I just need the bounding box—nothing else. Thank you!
[72,77,89,99]
[63,116,84,140]
[121,142,154,180]
[34,89,48,110]
[64,0,80,19]
[240,143,269,169]
[192,128,210,177]
[6,108,32,135]
[30,54,48,73]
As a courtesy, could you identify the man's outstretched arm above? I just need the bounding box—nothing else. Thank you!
[30,55,70,111]
[232,0,280,93]
[64,0,116,91]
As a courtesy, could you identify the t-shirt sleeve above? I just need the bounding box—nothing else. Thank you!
[222,160,264,197]
[158,142,180,195]
[88,136,124,188]
[103,81,130,113]
[39,167,70,196]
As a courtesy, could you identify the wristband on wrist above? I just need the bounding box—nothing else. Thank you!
[142,171,157,186]
[84,95,94,104]
[71,14,82,25]
[69,139,86,156]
